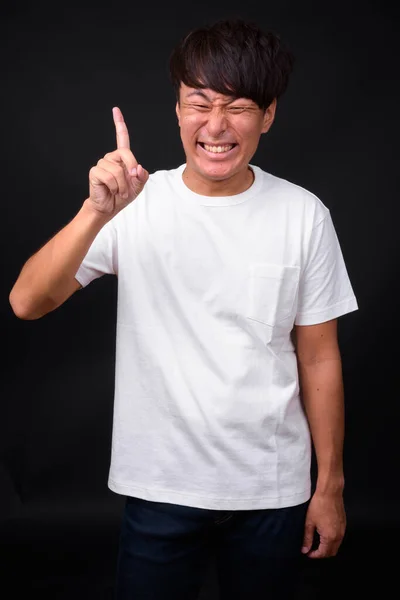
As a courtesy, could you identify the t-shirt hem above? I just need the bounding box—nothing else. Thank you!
[108,478,311,510]
[74,268,91,288]
[294,296,358,326]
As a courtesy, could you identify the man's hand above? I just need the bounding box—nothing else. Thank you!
[87,107,149,218]
[301,491,346,558]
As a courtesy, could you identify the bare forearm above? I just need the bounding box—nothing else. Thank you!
[298,355,345,495]
[9,200,110,319]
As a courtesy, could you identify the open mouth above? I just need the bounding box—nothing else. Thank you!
[198,142,238,155]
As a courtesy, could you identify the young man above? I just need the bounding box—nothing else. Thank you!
[9,18,358,600]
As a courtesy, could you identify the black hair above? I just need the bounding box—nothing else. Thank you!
[169,18,295,111]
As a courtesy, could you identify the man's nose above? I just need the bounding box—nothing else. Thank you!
[206,107,228,137]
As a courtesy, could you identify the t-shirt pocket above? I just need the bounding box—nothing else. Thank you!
[246,263,300,329]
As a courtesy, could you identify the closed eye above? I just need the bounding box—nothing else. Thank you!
[228,106,252,113]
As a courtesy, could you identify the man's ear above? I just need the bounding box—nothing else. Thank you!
[261,98,277,134]
[176,101,181,127]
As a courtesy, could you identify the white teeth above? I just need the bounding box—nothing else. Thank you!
[203,144,234,153]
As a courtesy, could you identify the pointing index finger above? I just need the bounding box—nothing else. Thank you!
[112,106,130,150]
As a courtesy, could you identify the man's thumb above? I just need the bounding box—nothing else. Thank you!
[131,164,149,186]
[301,522,314,553]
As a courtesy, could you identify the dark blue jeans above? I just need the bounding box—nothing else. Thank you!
[114,495,309,600]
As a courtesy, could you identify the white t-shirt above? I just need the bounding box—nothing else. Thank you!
[75,163,358,511]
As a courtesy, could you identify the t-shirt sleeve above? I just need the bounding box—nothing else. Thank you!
[74,219,118,288]
[294,209,358,325]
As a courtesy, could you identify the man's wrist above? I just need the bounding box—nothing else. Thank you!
[315,474,345,496]
[81,198,114,227]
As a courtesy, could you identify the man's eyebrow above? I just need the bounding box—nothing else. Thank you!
[186,90,212,101]
[185,90,250,105]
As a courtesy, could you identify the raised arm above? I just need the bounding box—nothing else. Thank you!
[9,107,149,320]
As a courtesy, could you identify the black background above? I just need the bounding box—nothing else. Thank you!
[1,1,399,598]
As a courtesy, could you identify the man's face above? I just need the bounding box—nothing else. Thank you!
[176,83,276,187]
